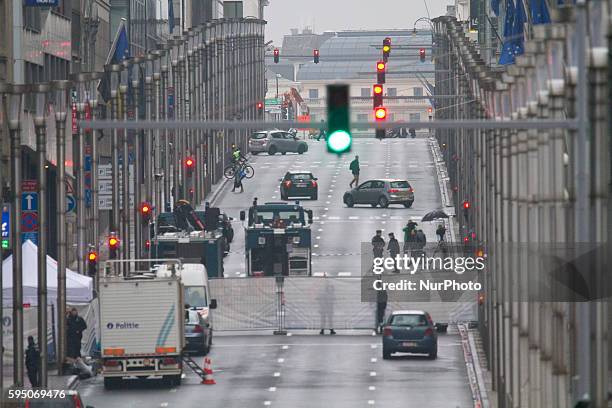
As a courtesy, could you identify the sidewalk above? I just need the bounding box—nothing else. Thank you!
[2,365,79,390]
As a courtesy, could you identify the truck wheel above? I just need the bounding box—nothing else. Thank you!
[104,377,121,389]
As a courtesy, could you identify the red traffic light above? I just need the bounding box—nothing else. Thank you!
[463,200,471,210]
[374,107,387,120]
[184,157,195,168]
[428,107,433,114]
[373,85,383,95]
[478,292,485,305]
[419,48,426,56]
[314,49,319,56]
[376,61,386,71]
[108,236,120,248]
[139,202,152,215]
[256,101,264,110]
[87,251,97,262]
[274,49,279,56]
[463,236,470,243]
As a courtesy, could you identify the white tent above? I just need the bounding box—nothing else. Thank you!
[2,240,93,306]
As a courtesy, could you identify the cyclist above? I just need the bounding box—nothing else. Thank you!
[231,144,247,165]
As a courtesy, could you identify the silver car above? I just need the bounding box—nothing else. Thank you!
[249,130,309,155]
[343,179,415,208]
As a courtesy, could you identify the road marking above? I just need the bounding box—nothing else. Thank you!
[328,216,340,220]
[316,236,321,239]
[348,216,359,220]
[169,388,177,393]
[371,358,377,363]
[317,228,324,232]
[160,403,169,407]
[368,400,375,405]
[337,272,352,276]
[371,344,377,349]
[369,386,376,391]
[273,372,281,377]
[324,208,329,211]
[282,345,289,350]
[269,387,277,392]
[369,371,377,377]
[277,358,284,363]
[314,244,319,248]
[264,401,272,406]
[286,333,292,336]
[325,201,331,204]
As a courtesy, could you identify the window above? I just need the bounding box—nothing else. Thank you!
[390,181,411,189]
[184,287,207,308]
[409,113,421,121]
[360,88,370,97]
[250,132,267,139]
[372,181,385,189]
[357,113,368,122]
[289,173,314,181]
[308,89,319,99]
[223,1,243,18]
[413,87,423,96]
[23,6,41,32]
[358,181,373,189]
[390,314,428,326]
[387,88,397,97]
[271,132,284,139]
[24,62,43,111]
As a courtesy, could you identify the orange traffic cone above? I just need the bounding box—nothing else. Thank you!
[202,357,216,385]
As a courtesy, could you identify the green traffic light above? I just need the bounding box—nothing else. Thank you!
[327,130,352,153]
[1,239,8,249]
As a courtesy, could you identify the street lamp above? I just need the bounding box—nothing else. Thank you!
[119,59,131,261]
[131,56,144,260]
[5,83,25,386]
[158,43,172,210]
[87,72,103,256]
[32,82,51,387]
[106,63,122,238]
[51,79,70,376]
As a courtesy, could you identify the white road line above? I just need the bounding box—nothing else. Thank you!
[337,272,352,276]
[369,371,377,377]
[328,216,340,220]
[264,401,272,406]
[369,386,376,391]
[282,345,289,350]
[371,358,377,363]
[269,387,277,392]
[286,333,292,336]
[317,228,324,232]
[348,216,359,220]
[370,344,378,349]
[273,372,281,377]
[277,358,284,363]
[160,403,169,407]
[368,400,375,405]
[314,244,319,248]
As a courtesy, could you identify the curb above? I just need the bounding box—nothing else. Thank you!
[458,323,486,408]
[66,374,79,390]
[428,137,456,243]
[468,329,490,408]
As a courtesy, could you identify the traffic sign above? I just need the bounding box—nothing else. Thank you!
[21,193,38,212]
[21,211,38,233]
[24,0,59,6]
[22,180,37,192]
[66,194,76,213]
[1,204,10,249]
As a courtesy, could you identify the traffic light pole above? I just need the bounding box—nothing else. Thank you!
[120,69,131,261]
[132,62,143,260]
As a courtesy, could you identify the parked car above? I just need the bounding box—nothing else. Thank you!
[343,179,414,208]
[184,308,214,355]
[24,390,94,407]
[382,310,438,359]
[249,130,309,155]
[280,171,318,200]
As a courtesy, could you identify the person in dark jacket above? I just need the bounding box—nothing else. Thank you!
[349,156,360,188]
[67,308,87,359]
[376,288,388,334]
[387,233,401,272]
[25,336,40,387]
[371,230,385,259]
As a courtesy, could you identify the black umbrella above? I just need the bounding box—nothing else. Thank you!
[421,210,449,222]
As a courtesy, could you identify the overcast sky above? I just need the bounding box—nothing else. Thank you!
[264,0,453,45]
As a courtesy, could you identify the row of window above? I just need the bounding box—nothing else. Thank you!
[308,87,423,99]
[307,112,421,122]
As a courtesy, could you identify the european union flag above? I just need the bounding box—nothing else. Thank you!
[168,0,175,34]
[512,0,526,56]
[499,0,516,65]
[98,22,130,102]
[491,0,500,16]
[531,0,551,24]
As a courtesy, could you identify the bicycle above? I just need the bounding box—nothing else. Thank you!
[224,161,255,179]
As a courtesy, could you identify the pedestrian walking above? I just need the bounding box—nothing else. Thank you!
[232,167,245,193]
[402,220,418,253]
[372,230,385,259]
[387,233,401,272]
[318,276,336,335]
[25,336,40,387]
[67,308,87,359]
[349,155,360,188]
[376,288,388,334]
[436,223,446,242]
[316,120,326,141]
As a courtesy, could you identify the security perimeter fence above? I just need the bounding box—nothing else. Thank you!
[209,276,477,332]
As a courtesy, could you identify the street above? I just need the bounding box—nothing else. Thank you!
[79,330,473,408]
[211,137,444,278]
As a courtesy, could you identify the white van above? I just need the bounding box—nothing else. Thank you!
[156,263,217,354]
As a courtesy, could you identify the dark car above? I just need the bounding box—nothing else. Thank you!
[382,310,438,359]
[184,308,213,355]
[280,171,318,200]
[23,390,93,407]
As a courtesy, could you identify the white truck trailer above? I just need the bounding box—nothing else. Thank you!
[99,260,185,389]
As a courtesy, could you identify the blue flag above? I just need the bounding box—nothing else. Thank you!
[499,0,516,65]
[98,22,131,102]
[531,0,551,24]
[512,0,525,57]
[168,0,175,34]
[491,0,500,16]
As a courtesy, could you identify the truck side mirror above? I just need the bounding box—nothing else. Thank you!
[240,210,246,221]
[307,210,313,224]
[209,299,217,309]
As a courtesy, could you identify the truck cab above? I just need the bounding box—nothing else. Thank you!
[240,202,313,276]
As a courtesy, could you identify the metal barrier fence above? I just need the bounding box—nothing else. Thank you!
[210,276,476,332]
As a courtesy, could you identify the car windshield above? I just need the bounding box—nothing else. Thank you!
[251,132,267,139]
[184,286,207,308]
[290,173,313,181]
[254,210,301,224]
[389,314,428,327]
[390,181,410,188]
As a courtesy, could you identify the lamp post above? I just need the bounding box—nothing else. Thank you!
[71,73,88,275]
[131,57,143,259]
[32,82,51,387]
[170,39,180,203]
[152,50,163,219]
[52,80,70,375]
[0,81,8,391]
[106,64,122,242]
[88,72,103,256]
[119,59,130,260]
[159,44,171,211]
[6,83,25,386]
